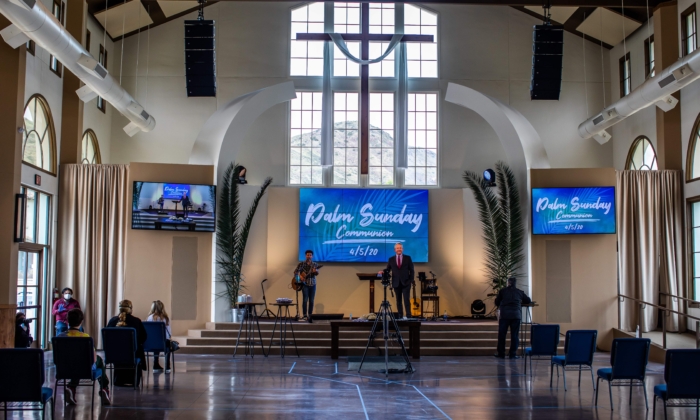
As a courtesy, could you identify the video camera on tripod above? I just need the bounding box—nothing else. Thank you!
[380,268,391,287]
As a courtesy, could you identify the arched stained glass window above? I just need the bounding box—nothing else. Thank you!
[626,136,658,170]
[687,114,700,181]
[81,129,101,164]
[22,95,56,174]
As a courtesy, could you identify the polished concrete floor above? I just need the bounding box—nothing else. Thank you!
[11,352,699,419]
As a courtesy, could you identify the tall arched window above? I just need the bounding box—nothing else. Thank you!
[22,95,56,174]
[687,113,700,181]
[626,136,658,170]
[288,3,439,187]
[81,129,101,164]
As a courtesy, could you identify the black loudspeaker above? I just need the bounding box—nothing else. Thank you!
[185,20,216,97]
[531,25,563,100]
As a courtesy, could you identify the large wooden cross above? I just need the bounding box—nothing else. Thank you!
[296,3,433,175]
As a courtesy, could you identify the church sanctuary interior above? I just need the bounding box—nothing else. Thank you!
[6,0,700,418]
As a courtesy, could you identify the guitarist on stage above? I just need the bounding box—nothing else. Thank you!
[294,250,321,323]
[379,243,415,319]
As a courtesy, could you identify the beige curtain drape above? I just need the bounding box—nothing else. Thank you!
[617,170,686,333]
[57,164,130,346]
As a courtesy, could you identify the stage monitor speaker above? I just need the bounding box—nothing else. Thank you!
[531,24,563,100]
[185,20,216,97]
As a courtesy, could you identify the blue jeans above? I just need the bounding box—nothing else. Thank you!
[55,321,68,336]
[302,284,316,317]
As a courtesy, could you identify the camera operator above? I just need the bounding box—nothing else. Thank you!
[14,312,33,348]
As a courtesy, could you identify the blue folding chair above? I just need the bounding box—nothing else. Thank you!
[52,336,102,410]
[595,338,651,410]
[550,330,597,391]
[102,327,142,391]
[0,348,54,420]
[523,324,560,375]
[143,321,171,372]
[653,349,700,420]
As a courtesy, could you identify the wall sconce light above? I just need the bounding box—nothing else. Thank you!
[14,193,25,242]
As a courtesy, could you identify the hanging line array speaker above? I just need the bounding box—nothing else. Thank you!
[531,24,563,100]
[185,20,216,97]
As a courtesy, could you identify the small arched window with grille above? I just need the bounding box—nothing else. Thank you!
[626,136,658,170]
[81,129,101,164]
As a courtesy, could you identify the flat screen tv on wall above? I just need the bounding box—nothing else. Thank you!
[299,188,429,262]
[132,181,216,232]
[531,186,616,235]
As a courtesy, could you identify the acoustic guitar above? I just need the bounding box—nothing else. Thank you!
[410,281,421,317]
[290,264,323,291]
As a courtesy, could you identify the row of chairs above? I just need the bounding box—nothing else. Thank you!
[0,323,172,419]
[524,325,700,419]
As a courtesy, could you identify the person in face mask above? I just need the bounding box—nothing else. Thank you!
[52,287,81,336]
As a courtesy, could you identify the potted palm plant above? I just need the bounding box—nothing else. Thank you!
[216,162,272,322]
[463,162,525,305]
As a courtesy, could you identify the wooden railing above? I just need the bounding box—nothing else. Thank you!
[618,294,700,349]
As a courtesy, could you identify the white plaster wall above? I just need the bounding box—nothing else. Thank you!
[81,14,115,164]
[108,3,614,182]
[607,22,657,170]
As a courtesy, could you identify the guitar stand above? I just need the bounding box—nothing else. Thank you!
[260,279,276,319]
[358,283,415,377]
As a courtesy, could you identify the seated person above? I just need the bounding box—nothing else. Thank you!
[58,308,111,405]
[107,300,147,386]
[147,300,176,373]
[14,312,33,348]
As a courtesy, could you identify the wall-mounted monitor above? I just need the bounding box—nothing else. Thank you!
[299,188,429,262]
[132,181,216,232]
[532,187,616,235]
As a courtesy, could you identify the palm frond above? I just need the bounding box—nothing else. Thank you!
[234,177,273,272]
[216,162,272,306]
[463,170,505,281]
[495,161,524,278]
[464,162,525,296]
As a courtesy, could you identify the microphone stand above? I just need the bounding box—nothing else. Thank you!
[259,279,276,318]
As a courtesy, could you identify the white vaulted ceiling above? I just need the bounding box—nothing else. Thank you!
[94,0,154,39]
[577,7,642,47]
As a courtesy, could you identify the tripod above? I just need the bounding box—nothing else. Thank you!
[259,279,276,318]
[358,276,414,377]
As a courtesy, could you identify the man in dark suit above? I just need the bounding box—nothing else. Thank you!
[381,243,415,319]
[494,277,532,359]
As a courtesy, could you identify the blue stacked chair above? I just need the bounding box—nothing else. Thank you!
[0,348,54,420]
[653,349,700,419]
[52,336,102,410]
[523,324,560,375]
[595,338,651,410]
[102,327,142,392]
[550,330,597,391]
[143,321,169,373]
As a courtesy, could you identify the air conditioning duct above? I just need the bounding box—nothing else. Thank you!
[578,46,700,143]
[0,0,156,136]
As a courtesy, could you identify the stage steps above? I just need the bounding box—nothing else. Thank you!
[175,320,553,357]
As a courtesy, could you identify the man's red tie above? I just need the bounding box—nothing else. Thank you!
[398,255,401,268]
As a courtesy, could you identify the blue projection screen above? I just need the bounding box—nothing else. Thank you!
[532,187,616,235]
[299,189,429,262]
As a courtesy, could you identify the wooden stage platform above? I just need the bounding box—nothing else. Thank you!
[174,318,558,357]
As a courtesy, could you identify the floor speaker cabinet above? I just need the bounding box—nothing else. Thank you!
[531,24,563,101]
[185,20,216,97]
